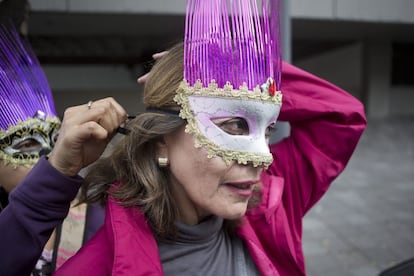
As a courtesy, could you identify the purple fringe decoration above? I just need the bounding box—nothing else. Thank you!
[184,0,282,91]
[0,24,57,130]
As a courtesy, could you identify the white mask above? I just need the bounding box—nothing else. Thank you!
[174,79,282,167]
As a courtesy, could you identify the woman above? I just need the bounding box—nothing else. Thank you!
[0,97,126,276]
[54,38,366,275]
[0,23,127,276]
[0,22,62,276]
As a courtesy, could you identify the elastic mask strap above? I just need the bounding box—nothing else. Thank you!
[145,108,181,118]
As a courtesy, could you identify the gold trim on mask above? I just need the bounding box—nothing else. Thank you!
[174,79,282,168]
[176,79,282,104]
[0,151,38,168]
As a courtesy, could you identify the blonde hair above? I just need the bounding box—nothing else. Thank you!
[144,42,184,109]
[81,43,185,237]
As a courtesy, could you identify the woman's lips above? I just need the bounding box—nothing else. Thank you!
[224,180,259,197]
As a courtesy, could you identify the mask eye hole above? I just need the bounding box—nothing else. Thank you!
[50,129,59,146]
[213,117,249,136]
[13,138,42,153]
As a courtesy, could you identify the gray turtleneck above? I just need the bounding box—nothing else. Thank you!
[157,216,261,275]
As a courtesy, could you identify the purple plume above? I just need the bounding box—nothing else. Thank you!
[0,24,57,130]
[184,0,282,91]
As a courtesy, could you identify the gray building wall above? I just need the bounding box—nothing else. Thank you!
[26,0,414,119]
[43,64,145,115]
[32,0,414,23]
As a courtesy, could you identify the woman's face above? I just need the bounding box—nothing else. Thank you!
[0,162,32,193]
[162,119,265,225]
[0,136,46,192]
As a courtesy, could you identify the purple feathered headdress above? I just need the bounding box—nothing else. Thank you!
[183,0,282,93]
[0,24,57,131]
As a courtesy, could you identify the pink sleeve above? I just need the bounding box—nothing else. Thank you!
[266,62,367,217]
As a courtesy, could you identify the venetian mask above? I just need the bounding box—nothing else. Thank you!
[0,115,61,168]
[174,78,282,168]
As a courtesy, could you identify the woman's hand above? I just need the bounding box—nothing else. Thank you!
[48,97,127,176]
[136,51,169,84]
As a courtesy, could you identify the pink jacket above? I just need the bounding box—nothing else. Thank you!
[55,62,367,276]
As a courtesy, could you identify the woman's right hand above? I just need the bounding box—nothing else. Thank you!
[137,51,169,84]
[48,97,127,176]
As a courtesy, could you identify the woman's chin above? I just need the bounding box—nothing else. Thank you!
[218,203,248,220]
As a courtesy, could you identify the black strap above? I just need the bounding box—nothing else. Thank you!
[145,107,181,118]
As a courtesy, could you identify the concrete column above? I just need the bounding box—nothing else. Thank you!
[282,0,292,63]
[363,40,392,119]
[271,0,291,143]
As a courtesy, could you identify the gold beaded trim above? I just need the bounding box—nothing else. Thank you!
[176,79,282,104]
